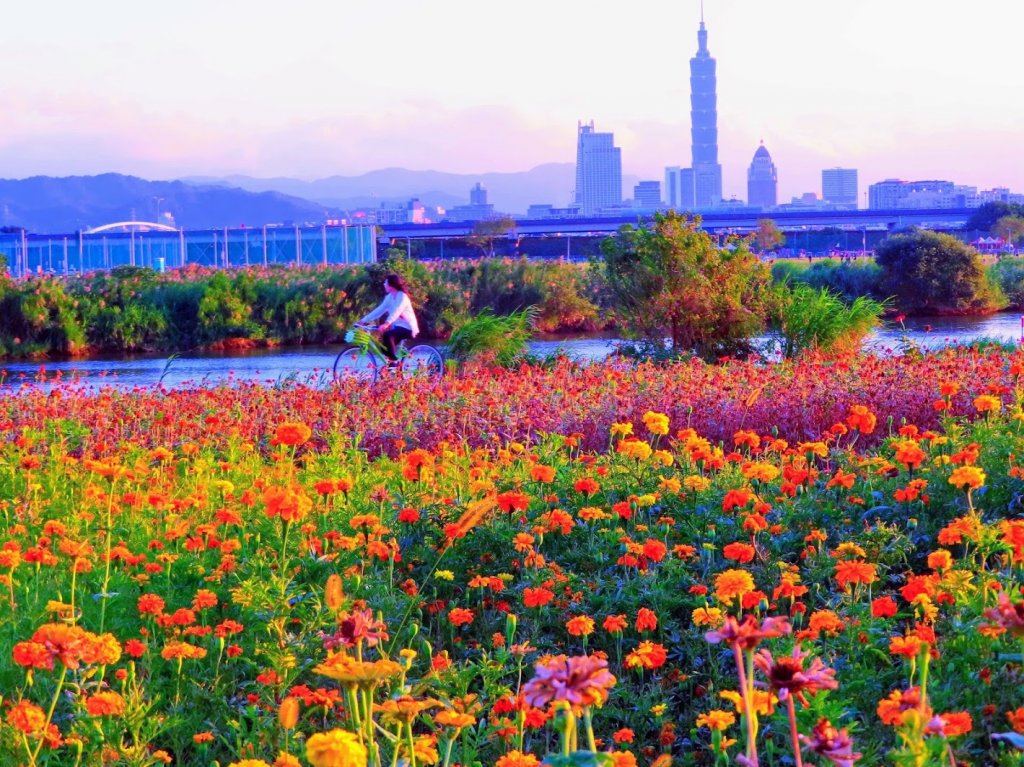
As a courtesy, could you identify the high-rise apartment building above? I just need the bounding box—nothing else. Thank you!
[690,15,722,208]
[746,142,777,209]
[822,168,858,207]
[574,121,622,215]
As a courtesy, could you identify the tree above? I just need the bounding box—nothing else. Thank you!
[993,215,1024,249]
[964,201,1024,233]
[468,216,516,258]
[874,229,1005,315]
[599,211,774,358]
[752,219,785,253]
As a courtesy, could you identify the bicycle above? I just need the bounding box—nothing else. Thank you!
[333,323,444,383]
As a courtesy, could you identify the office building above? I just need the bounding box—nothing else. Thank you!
[444,183,496,222]
[746,142,778,209]
[689,14,723,208]
[664,166,695,210]
[822,168,858,208]
[633,181,662,208]
[574,121,622,215]
[868,179,956,210]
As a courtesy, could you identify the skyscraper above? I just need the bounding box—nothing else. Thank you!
[747,142,778,209]
[574,121,622,215]
[822,168,858,208]
[690,12,722,208]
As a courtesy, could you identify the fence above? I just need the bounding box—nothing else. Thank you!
[0,223,377,277]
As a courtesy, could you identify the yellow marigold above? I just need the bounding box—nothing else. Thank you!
[742,462,780,483]
[434,710,476,729]
[720,688,777,716]
[306,729,368,767]
[974,394,1001,414]
[927,549,953,571]
[797,441,829,458]
[314,653,402,688]
[696,709,736,731]
[273,754,302,767]
[610,422,634,438]
[495,751,541,767]
[161,640,207,661]
[714,569,755,606]
[948,466,985,491]
[228,761,272,767]
[659,476,681,493]
[642,411,670,436]
[617,440,652,461]
[691,607,725,628]
[684,475,712,492]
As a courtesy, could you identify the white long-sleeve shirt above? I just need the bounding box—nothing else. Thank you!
[360,291,419,337]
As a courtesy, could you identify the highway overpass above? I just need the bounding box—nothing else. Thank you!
[378,207,974,242]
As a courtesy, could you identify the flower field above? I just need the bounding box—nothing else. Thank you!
[2,349,1024,767]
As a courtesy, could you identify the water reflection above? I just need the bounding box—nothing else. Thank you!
[2,314,1022,392]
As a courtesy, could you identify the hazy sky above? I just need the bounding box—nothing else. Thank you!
[2,0,1020,203]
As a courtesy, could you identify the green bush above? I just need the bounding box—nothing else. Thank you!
[989,257,1024,308]
[772,258,884,303]
[875,230,1006,315]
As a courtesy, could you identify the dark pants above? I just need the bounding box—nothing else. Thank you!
[381,326,413,361]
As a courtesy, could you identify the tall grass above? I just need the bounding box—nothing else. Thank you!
[775,283,885,358]
[445,306,538,366]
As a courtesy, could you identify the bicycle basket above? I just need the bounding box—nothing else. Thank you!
[346,328,373,346]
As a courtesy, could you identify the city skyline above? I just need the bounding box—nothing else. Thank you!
[1,0,1021,205]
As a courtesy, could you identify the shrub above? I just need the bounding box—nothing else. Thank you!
[875,230,1006,314]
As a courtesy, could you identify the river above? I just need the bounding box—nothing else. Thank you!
[2,312,1023,391]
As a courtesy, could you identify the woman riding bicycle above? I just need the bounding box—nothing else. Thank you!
[358,274,420,364]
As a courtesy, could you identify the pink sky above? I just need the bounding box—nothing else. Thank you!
[2,0,1021,203]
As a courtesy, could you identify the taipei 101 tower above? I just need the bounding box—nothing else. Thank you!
[690,4,722,208]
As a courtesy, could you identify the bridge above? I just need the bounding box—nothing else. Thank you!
[378,207,975,242]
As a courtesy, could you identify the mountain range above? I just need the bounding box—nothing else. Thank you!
[0,165,643,233]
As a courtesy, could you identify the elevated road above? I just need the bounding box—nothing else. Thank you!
[379,207,974,241]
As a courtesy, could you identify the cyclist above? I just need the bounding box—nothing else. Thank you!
[357,274,420,364]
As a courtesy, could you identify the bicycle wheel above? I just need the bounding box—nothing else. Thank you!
[402,344,444,381]
[333,346,379,383]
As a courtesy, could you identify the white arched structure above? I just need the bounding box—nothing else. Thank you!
[83,221,180,234]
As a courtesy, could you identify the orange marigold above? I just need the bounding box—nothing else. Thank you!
[833,560,877,590]
[566,616,595,637]
[274,422,312,447]
[85,691,126,717]
[495,751,540,767]
[714,568,755,606]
